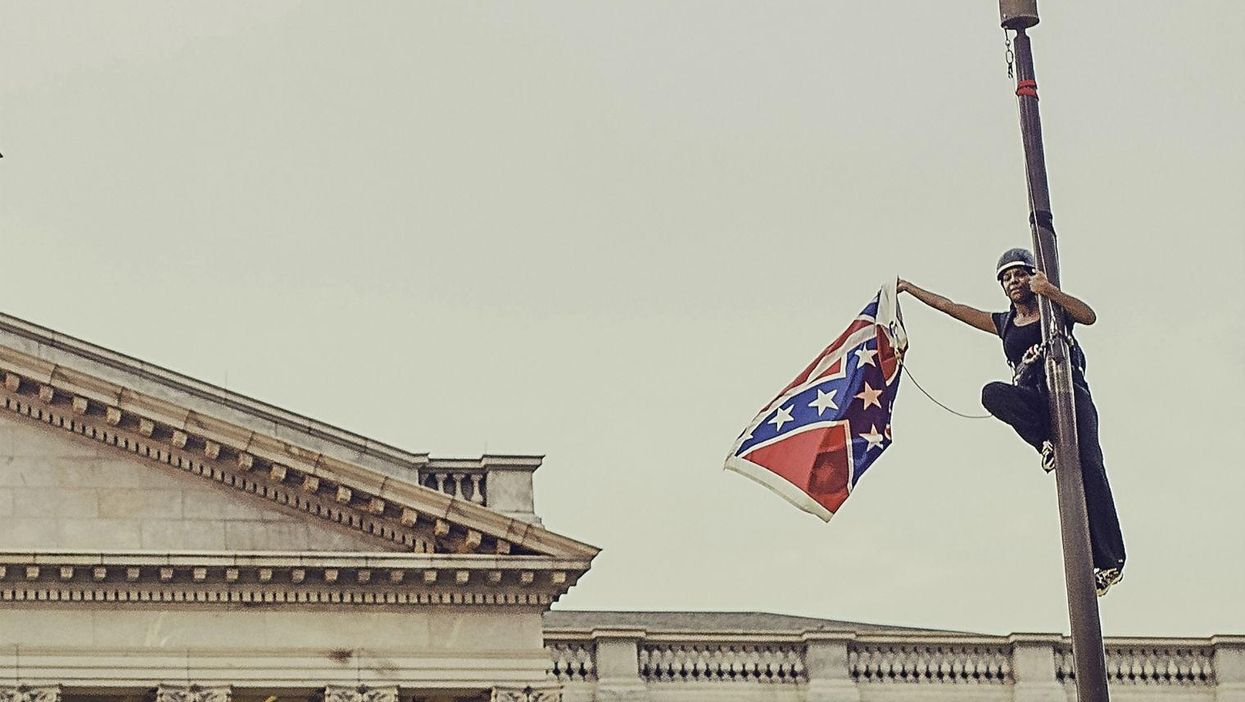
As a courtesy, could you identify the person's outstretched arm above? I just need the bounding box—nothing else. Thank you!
[898,279,997,334]
[1030,271,1097,325]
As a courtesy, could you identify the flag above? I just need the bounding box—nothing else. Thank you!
[725,281,908,521]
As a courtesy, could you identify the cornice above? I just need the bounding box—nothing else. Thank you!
[0,349,600,565]
[0,551,588,607]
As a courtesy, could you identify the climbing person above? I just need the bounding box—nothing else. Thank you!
[896,248,1125,596]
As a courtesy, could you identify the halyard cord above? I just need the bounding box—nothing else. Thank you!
[900,363,991,420]
[1005,31,1015,79]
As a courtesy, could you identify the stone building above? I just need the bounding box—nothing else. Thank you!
[1,312,1241,702]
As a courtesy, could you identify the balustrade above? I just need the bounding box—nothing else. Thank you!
[542,631,1231,698]
[849,643,1011,684]
[548,641,596,682]
[419,469,486,505]
[1055,643,1216,686]
[639,642,805,683]
[0,636,1231,701]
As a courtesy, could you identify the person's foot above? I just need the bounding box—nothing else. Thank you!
[1094,567,1123,597]
[1040,440,1056,473]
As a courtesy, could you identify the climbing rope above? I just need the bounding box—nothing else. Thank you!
[901,363,992,420]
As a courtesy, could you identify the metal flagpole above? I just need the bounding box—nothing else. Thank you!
[997,2,1110,701]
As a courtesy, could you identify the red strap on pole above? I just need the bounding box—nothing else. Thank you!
[1016,79,1039,98]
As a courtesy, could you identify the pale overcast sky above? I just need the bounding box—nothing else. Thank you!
[2,2,1242,637]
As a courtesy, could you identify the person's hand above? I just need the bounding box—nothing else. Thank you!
[897,278,911,294]
[1029,270,1057,297]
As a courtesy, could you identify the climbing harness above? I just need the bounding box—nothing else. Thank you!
[1011,342,1048,388]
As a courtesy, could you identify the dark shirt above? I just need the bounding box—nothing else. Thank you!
[991,308,1087,387]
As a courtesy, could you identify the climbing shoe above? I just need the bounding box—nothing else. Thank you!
[1040,440,1056,473]
[1095,567,1123,597]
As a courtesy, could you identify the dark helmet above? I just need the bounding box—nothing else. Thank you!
[996,248,1036,280]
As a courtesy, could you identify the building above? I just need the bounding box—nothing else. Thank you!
[1,312,1241,702]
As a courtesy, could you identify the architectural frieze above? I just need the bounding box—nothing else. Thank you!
[0,552,578,607]
[0,357,597,564]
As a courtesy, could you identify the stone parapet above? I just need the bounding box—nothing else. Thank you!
[545,626,1233,702]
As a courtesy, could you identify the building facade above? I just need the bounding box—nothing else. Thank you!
[1,313,1241,702]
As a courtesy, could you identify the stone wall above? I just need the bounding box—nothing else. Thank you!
[0,605,552,698]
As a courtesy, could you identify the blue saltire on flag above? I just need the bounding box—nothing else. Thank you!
[725,281,908,521]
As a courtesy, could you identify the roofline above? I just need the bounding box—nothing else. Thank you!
[542,609,968,635]
[0,549,592,569]
[0,312,601,560]
[0,311,539,471]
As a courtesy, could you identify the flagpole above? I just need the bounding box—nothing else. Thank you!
[998,2,1110,701]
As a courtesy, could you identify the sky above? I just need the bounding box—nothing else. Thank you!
[1,1,1242,637]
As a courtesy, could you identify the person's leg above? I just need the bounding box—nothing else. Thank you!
[1074,385,1126,572]
[981,381,1050,451]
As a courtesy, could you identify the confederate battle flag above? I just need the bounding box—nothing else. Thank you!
[725,282,908,521]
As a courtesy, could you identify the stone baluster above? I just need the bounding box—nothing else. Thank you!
[548,641,596,683]
[804,633,860,702]
[421,470,489,505]
[469,473,485,504]
[1008,634,1064,702]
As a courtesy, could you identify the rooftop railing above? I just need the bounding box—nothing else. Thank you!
[545,629,1243,701]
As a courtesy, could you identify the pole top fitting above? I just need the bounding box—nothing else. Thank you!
[999,0,1040,29]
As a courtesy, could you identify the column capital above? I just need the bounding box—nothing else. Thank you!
[154,685,231,702]
[490,686,562,702]
[0,686,61,702]
[322,685,398,702]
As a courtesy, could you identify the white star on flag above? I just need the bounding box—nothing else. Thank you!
[859,424,886,450]
[768,405,794,432]
[854,345,878,368]
[808,388,839,416]
[854,382,883,409]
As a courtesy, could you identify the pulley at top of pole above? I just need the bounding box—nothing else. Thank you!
[999,0,1040,30]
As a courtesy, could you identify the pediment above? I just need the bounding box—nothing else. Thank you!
[1,413,398,553]
[0,313,599,572]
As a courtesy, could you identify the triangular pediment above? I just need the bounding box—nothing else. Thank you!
[1,413,401,553]
[0,313,599,569]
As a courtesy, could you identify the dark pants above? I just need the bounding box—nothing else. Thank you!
[981,381,1126,571]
